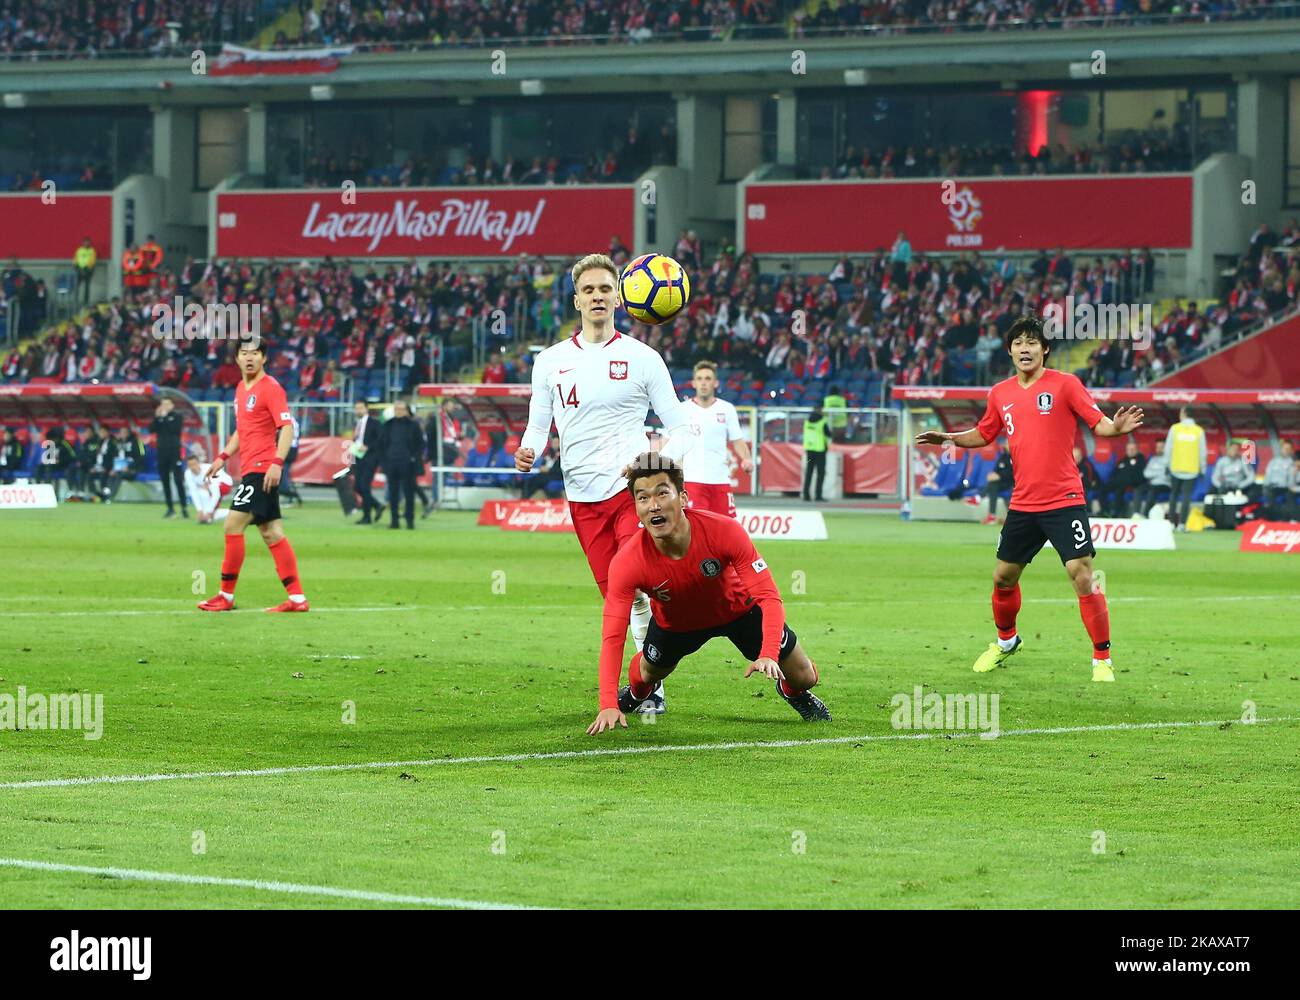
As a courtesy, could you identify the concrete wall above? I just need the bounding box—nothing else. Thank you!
[636,166,689,253]
[1235,75,1287,227]
[152,107,200,228]
[110,175,205,296]
[1190,153,1254,299]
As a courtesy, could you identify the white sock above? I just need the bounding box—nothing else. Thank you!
[219,591,233,601]
[630,592,650,652]
[289,594,306,604]
[997,634,1018,652]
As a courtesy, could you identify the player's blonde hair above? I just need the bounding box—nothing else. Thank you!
[693,360,718,375]
[571,253,620,289]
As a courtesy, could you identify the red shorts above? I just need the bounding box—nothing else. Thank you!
[685,482,736,518]
[569,491,641,596]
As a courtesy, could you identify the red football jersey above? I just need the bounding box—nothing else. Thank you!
[975,368,1104,512]
[233,373,292,473]
[599,509,784,710]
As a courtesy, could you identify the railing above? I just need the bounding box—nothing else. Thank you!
[4,6,1298,63]
[1151,298,1300,384]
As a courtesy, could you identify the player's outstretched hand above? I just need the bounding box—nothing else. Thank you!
[514,447,536,472]
[586,708,627,735]
[915,431,948,446]
[1111,405,1145,435]
[745,657,785,681]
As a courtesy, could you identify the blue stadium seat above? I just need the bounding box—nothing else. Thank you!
[965,453,997,496]
[921,452,970,496]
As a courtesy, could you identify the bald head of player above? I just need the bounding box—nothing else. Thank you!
[570,253,621,339]
[626,452,690,548]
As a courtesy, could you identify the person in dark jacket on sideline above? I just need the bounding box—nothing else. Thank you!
[377,399,426,530]
[150,396,188,518]
[1102,439,1147,516]
[0,427,25,483]
[105,424,144,502]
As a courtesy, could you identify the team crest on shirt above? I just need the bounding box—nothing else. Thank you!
[700,558,722,577]
[1036,392,1053,414]
[609,360,628,380]
[245,394,257,411]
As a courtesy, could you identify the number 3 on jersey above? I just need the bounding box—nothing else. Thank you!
[558,383,580,409]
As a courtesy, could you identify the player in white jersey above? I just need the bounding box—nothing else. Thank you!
[184,454,232,523]
[669,359,753,517]
[515,252,696,714]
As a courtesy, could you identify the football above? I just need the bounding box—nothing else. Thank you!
[619,252,691,325]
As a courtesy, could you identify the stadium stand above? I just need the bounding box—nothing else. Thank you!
[5,0,1297,59]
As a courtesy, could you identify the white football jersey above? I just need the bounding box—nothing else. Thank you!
[521,331,694,503]
[185,462,231,513]
[678,397,744,485]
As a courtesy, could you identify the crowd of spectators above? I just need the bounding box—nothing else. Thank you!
[0,254,559,398]
[814,135,1193,181]
[0,0,270,57]
[1071,219,1300,388]
[791,0,1297,36]
[292,0,781,47]
[298,122,675,189]
[1,258,48,340]
[3,217,1297,408]
[626,234,1163,393]
[6,0,1294,59]
[3,161,111,193]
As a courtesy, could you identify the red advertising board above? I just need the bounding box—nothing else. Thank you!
[478,498,574,532]
[743,176,1192,254]
[0,194,112,261]
[215,186,635,259]
[1238,521,1300,554]
[759,442,898,494]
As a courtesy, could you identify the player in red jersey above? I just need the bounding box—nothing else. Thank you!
[915,316,1143,682]
[196,340,309,612]
[515,253,697,715]
[586,453,830,734]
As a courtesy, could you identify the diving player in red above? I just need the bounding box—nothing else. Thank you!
[197,339,309,612]
[586,452,830,734]
[915,316,1143,682]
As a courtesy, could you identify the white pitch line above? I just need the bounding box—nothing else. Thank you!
[0,605,422,619]
[0,858,543,910]
[3,716,1294,792]
[1,593,1295,618]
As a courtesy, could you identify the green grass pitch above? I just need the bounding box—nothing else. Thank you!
[1,504,1297,908]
